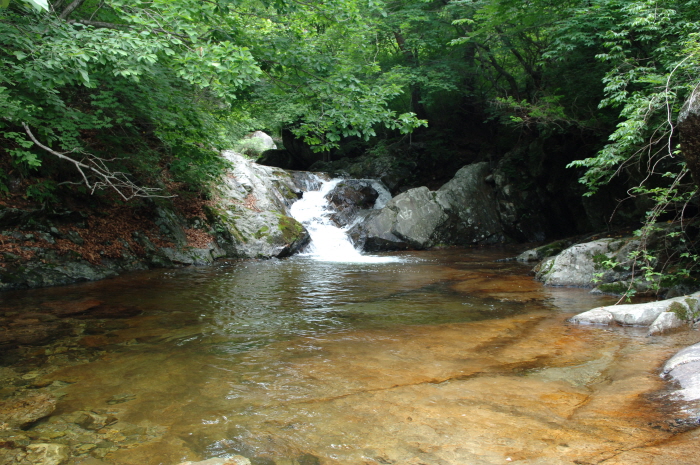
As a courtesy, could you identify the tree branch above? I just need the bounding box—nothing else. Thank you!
[67,19,127,30]
[59,0,87,19]
[22,123,173,201]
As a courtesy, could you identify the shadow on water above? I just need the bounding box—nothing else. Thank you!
[2,247,700,464]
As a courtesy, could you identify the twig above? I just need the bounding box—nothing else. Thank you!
[22,123,174,201]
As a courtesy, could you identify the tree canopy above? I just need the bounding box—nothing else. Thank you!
[2,0,700,215]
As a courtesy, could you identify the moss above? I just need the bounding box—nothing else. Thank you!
[669,301,691,321]
[591,253,609,270]
[536,239,569,258]
[277,215,304,243]
[253,226,270,239]
[597,281,629,295]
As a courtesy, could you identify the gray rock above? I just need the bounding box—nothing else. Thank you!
[662,342,700,401]
[208,151,314,259]
[348,208,410,251]
[325,179,382,228]
[348,187,445,250]
[155,207,189,246]
[246,131,277,151]
[570,292,700,329]
[516,239,575,263]
[434,162,506,245]
[535,238,635,287]
[389,187,447,248]
[160,246,223,266]
[350,162,510,251]
[569,308,615,325]
[648,311,685,336]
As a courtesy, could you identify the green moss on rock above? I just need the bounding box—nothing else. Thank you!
[277,215,304,243]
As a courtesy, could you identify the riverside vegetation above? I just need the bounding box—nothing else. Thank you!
[3,0,700,292]
[3,2,700,463]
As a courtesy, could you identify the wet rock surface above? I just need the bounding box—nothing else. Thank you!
[570,292,700,335]
[662,342,700,404]
[324,179,382,228]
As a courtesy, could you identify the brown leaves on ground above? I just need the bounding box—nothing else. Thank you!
[0,190,217,267]
[184,228,214,249]
[242,193,261,212]
[0,234,37,262]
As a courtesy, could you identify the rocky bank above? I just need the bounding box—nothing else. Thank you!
[0,152,318,292]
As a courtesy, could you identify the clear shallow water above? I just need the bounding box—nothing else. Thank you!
[3,248,700,464]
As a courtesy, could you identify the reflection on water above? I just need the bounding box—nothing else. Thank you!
[2,247,700,465]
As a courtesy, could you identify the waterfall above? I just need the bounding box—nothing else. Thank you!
[290,178,400,263]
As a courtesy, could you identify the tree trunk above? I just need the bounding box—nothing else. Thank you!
[393,32,429,121]
[678,88,700,188]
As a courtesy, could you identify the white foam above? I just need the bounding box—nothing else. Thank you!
[290,179,401,264]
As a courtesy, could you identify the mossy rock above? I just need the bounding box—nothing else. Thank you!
[596,281,630,295]
[669,301,692,321]
[277,215,305,243]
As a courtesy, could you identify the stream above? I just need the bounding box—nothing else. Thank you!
[2,181,700,465]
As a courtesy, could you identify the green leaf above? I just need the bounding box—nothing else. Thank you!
[23,0,49,11]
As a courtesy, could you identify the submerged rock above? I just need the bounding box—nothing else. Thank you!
[25,443,70,465]
[177,456,251,465]
[0,392,57,429]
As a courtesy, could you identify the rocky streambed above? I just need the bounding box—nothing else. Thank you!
[1,249,700,465]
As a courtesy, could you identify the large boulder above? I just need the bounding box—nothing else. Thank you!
[569,292,700,336]
[349,162,509,251]
[535,238,638,287]
[662,342,700,402]
[207,151,317,258]
[325,179,386,228]
[434,162,506,245]
[349,187,446,250]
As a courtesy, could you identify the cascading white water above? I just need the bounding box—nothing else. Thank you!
[290,178,401,263]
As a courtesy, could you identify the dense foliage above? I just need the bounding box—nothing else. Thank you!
[3,1,700,244]
[0,0,425,201]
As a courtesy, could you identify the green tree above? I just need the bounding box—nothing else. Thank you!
[0,0,426,200]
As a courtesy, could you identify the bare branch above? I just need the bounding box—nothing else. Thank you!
[67,19,128,30]
[22,123,174,201]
